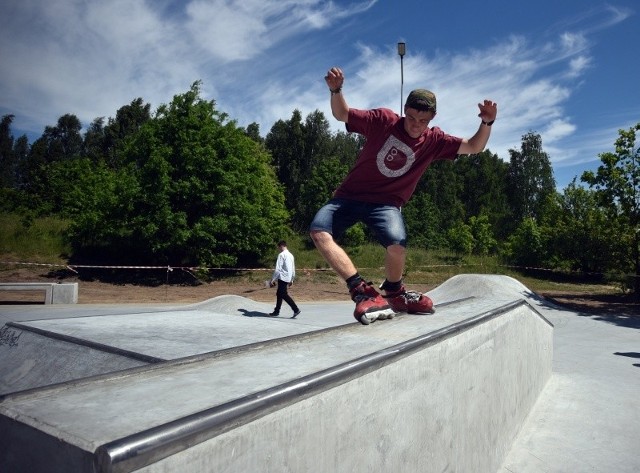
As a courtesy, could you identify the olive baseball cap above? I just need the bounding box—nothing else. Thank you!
[405,89,437,112]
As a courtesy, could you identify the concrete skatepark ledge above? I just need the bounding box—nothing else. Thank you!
[0,274,638,472]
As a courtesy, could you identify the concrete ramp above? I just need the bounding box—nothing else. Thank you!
[0,296,338,395]
[0,327,151,394]
[0,275,553,472]
[429,273,537,300]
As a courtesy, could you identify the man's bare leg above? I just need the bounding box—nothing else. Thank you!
[311,230,395,323]
[384,244,406,283]
[310,233,406,283]
[309,230,357,279]
[382,243,434,313]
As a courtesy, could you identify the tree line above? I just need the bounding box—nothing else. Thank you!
[1,82,638,293]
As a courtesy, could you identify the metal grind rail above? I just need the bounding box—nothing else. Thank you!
[2,297,475,402]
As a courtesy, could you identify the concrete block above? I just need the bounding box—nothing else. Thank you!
[51,283,78,304]
[0,282,78,304]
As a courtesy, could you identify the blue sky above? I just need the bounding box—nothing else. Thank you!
[1,0,637,190]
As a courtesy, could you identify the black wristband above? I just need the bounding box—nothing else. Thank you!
[481,119,495,126]
[330,87,342,95]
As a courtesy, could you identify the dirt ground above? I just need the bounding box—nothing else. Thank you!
[1,266,638,318]
[0,267,390,305]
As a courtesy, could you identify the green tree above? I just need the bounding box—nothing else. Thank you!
[244,122,263,144]
[406,160,464,249]
[298,156,349,228]
[0,115,20,211]
[403,191,446,249]
[72,82,289,267]
[12,134,29,183]
[55,159,139,260]
[294,129,362,234]
[447,221,473,255]
[15,114,84,213]
[504,217,545,267]
[331,130,363,168]
[582,123,640,294]
[83,117,107,163]
[19,136,48,209]
[302,110,332,173]
[265,110,304,214]
[41,114,83,162]
[469,214,497,256]
[507,132,556,229]
[455,151,511,238]
[542,180,620,273]
[265,109,334,230]
[0,115,16,189]
[103,98,152,168]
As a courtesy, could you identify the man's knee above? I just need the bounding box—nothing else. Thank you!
[310,230,332,247]
[386,244,406,257]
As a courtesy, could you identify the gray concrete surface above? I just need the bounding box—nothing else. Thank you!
[0,297,357,394]
[0,274,638,473]
[130,303,551,473]
[500,291,640,472]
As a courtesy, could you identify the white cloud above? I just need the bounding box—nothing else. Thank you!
[0,0,199,132]
[543,119,577,144]
[546,4,633,35]
[299,36,581,163]
[0,0,634,195]
[566,56,591,78]
[253,5,632,172]
[185,0,378,61]
[558,32,590,57]
[0,0,380,135]
[186,1,270,61]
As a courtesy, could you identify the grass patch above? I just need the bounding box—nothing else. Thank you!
[0,213,70,263]
[281,238,626,295]
[0,216,627,297]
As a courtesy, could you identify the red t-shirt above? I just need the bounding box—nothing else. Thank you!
[333,108,462,207]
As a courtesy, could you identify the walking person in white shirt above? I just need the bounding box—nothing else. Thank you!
[269,240,301,318]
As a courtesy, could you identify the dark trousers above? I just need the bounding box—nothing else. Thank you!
[274,279,299,314]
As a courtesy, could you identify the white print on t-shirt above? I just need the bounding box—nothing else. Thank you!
[376,135,415,178]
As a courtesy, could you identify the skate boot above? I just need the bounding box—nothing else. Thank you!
[349,280,395,325]
[383,285,435,314]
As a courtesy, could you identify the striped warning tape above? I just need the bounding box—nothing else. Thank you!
[0,261,320,272]
[0,260,636,279]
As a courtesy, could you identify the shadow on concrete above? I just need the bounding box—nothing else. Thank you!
[590,314,640,329]
[0,301,45,305]
[614,352,640,368]
[237,308,274,318]
[541,293,640,329]
[614,351,640,358]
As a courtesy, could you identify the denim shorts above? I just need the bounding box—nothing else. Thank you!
[309,198,407,248]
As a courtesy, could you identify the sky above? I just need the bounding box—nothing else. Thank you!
[1,0,638,190]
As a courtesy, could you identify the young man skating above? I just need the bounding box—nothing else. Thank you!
[310,67,498,324]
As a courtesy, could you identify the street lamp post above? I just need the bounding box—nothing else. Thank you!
[397,42,406,116]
